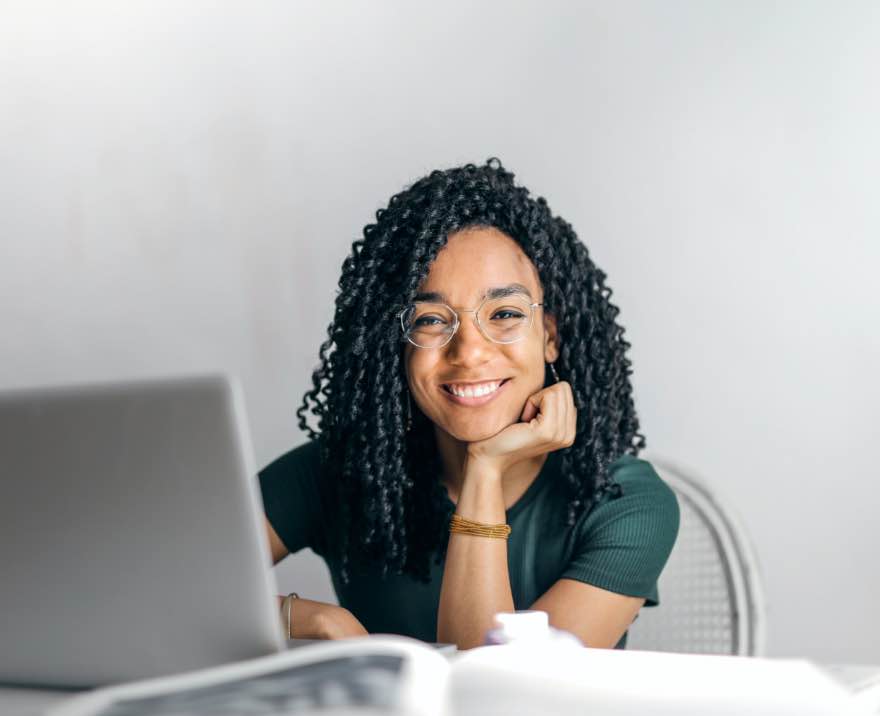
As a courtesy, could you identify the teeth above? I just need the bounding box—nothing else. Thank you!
[447,381,501,398]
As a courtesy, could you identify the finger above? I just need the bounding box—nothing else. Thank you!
[519,393,541,423]
[534,390,564,441]
[560,383,576,446]
[554,389,569,444]
[520,384,569,442]
[566,386,578,446]
[524,386,560,426]
[548,383,574,446]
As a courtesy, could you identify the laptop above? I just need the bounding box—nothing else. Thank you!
[0,375,286,688]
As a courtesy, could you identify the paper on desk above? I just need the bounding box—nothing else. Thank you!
[850,672,880,714]
[450,645,872,716]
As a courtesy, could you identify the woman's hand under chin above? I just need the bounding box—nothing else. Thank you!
[465,381,577,479]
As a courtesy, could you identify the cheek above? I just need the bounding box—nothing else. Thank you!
[509,341,547,390]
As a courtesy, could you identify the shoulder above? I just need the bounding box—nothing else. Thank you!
[258,440,327,554]
[259,439,323,481]
[581,454,680,542]
[562,454,680,606]
[609,455,678,506]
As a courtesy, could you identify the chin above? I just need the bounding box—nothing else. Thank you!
[443,415,514,444]
[452,427,500,443]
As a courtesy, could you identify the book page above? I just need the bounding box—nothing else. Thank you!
[450,645,870,716]
[50,638,449,716]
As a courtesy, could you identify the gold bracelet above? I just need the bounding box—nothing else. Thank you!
[449,513,512,540]
[283,592,300,639]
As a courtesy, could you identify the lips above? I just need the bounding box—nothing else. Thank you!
[443,379,503,398]
[440,378,510,406]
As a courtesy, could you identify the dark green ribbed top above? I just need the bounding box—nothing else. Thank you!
[259,441,679,648]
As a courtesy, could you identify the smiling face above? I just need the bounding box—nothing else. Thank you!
[404,226,559,444]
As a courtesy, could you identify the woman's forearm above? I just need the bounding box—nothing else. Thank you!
[436,465,515,649]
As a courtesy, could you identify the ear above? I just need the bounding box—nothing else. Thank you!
[542,312,560,363]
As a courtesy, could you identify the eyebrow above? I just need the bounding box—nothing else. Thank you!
[412,283,534,303]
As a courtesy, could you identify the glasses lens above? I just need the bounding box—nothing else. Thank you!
[478,295,532,343]
[402,303,456,347]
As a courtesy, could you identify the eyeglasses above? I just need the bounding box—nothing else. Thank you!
[398,293,544,349]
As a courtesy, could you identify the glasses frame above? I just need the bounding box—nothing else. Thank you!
[398,296,544,349]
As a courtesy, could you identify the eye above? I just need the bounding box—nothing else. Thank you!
[413,314,448,327]
[491,309,526,321]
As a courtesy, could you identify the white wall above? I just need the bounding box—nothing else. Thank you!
[2,1,877,663]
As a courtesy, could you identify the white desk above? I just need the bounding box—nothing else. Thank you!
[3,663,879,716]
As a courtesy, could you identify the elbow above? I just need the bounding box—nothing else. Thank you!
[437,624,485,651]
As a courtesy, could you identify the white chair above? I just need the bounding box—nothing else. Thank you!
[626,455,767,656]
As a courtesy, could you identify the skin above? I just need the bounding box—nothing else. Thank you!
[267,226,644,647]
[405,226,561,503]
[267,521,367,639]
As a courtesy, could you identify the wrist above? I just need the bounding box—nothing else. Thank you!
[463,451,504,483]
[457,458,506,523]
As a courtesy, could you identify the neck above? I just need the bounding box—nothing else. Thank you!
[434,426,548,509]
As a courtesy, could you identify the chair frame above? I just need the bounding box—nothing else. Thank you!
[640,453,768,657]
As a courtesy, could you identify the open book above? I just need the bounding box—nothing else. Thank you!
[48,636,871,716]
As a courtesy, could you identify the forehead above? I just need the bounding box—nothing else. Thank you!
[417,227,542,303]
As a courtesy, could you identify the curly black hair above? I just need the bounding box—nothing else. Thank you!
[297,158,644,582]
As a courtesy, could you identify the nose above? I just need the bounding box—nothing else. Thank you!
[445,311,493,366]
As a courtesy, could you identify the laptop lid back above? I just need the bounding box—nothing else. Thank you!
[0,375,284,687]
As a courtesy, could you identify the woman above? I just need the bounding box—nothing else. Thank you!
[260,159,679,649]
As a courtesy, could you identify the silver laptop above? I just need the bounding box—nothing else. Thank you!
[0,375,286,688]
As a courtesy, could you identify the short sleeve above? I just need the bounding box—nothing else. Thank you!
[258,440,325,555]
[562,456,680,607]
